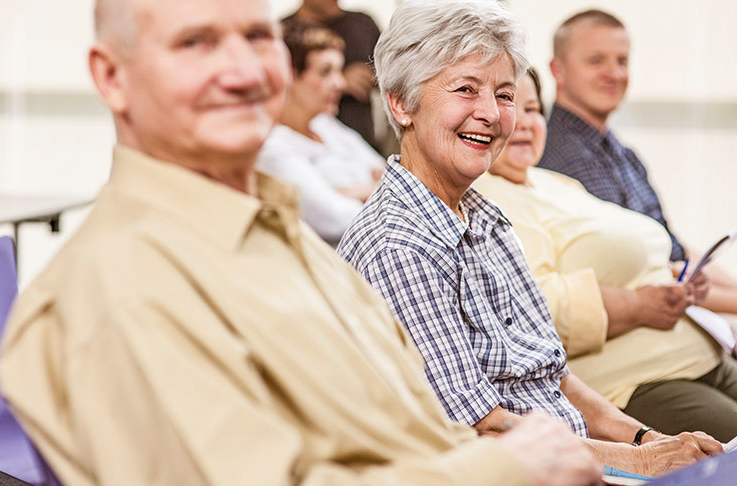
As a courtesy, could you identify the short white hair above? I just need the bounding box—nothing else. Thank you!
[374,0,529,138]
[94,0,139,56]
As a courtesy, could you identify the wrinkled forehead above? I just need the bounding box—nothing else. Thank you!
[133,0,278,39]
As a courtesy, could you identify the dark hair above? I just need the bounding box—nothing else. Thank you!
[553,9,625,59]
[526,67,544,117]
[280,20,345,75]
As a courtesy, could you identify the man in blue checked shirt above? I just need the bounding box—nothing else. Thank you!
[538,8,737,316]
[537,9,685,262]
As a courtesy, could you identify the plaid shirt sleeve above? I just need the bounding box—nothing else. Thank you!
[361,247,502,425]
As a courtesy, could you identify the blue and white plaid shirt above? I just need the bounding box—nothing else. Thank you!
[338,157,588,436]
[538,104,686,261]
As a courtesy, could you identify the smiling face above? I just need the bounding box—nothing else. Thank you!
[490,74,546,184]
[392,53,517,202]
[291,48,346,117]
[102,0,290,166]
[552,23,629,129]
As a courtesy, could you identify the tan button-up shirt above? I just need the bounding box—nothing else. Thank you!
[0,146,530,486]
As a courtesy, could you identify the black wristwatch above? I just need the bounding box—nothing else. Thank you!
[632,426,653,446]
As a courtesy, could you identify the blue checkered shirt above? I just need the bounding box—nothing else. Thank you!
[338,157,588,436]
[538,104,686,261]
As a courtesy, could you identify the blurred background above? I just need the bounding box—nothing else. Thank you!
[2,0,737,287]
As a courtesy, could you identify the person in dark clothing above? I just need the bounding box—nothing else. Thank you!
[283,0,381,150]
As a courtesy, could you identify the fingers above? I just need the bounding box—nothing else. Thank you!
[641,433,714,476]
[499,413,602,486]
[685,431,724,455]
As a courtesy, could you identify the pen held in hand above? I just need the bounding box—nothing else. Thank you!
[677,259,690,282]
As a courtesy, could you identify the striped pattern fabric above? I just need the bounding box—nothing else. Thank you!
[338,157,588,436]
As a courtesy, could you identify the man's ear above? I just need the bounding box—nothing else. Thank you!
[386,92,412,129]
[89,43,129,114]
[549,57,564,86]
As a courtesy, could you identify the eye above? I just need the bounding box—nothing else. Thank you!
[454,86,475,94]
[246,28,275,43]
[179,34,216,49]
[497,92,514,102]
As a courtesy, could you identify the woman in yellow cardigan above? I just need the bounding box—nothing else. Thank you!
[474,68,737,441]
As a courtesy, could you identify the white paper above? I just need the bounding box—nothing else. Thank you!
[723,434,737,453]
[685,306,737,357]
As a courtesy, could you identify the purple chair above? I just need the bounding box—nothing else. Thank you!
[0,236,47,485]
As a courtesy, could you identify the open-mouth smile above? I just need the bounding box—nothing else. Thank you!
[458,132,492,147]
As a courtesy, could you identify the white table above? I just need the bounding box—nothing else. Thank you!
[0,195,93,266]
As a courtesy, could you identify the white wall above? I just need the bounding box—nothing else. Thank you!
[3,0,737,286]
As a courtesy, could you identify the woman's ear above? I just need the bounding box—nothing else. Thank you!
[386,92,412,128]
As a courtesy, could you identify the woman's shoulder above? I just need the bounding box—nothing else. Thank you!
[531,167,590,192]
[338,184,441,267]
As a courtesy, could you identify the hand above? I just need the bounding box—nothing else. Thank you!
[498,413,603,486]
[670,261,711,305]
[371,167,384,182]
[634,283,694,330]
[686,272,711,306]
[342,62,375,102]
[636,431,723,476]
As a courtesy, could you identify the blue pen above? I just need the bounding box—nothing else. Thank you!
[677,259,690,282]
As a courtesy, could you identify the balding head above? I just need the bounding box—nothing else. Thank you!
[553,9,625,60]
[94,0,139,56]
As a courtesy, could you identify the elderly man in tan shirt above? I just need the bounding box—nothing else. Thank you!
[0,1,602,485]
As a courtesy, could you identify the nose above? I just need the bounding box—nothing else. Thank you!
[334,71,347,92]
[474,91,500,126]
[603,58,627,81]
[217,36,269,90]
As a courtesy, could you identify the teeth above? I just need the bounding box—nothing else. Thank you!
[459,133,492,144]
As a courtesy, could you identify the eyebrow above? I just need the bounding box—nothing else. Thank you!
[171,20,277,42]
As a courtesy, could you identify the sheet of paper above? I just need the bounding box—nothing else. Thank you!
[724,434,737,453]
[685,306,737,358]
[687,226,737,283]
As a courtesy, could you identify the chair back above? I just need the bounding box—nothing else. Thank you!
[0,236,17,330]
[0,236,44,485]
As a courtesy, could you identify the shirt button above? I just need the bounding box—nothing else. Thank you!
[553,390,562,399]
[554,349,561,357]
[505,317,513,326]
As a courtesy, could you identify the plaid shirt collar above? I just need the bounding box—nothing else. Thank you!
[383,155,510,249]
[550,103,620,148]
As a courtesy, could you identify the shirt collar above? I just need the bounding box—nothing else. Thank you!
[550,104,612,146]
[108,145,302,251]
[383,156,509,249]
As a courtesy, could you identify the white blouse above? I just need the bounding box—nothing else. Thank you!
[257,114,384,243]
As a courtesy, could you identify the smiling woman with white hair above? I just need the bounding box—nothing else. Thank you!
[339,0,722,477]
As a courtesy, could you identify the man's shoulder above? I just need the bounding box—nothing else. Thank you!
[18,191,201,327]
[327,10,380,38]
[539,116,607,173]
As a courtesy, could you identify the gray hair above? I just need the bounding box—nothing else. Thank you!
[374,0,529,138]
[94,0,139,57]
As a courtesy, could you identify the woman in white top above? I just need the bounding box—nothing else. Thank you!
[258,23,384,244]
